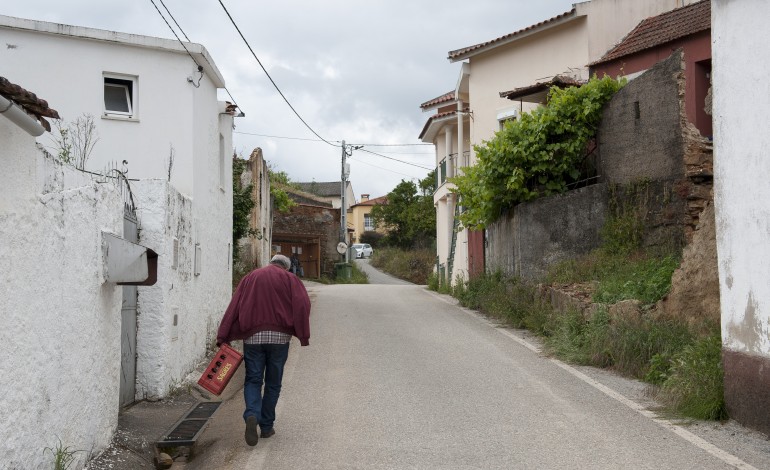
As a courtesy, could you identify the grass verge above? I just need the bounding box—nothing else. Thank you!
[370,247,435,284]
[450,271,725,421]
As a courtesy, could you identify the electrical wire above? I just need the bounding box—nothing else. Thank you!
[348,142,433,147]
[158,0,190,41]
[358,148,433,170]
[150,0,244,112]
[234,131,326,142]
[217,0,338,148]
[235,131,432,152]
[350,157,425,179]
[148,0,203,87]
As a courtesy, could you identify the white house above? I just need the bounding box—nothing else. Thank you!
[712,0,770,436]
[0,15,236,467]
[421,0,697,285]
[0,77,130,469]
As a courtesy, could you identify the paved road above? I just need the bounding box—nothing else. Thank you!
[189,278,770,469]
[353,258,414,285]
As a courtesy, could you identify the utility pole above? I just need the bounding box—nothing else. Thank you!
[340,141,361,263]
[340,140,350,262]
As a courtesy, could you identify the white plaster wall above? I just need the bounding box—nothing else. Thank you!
[0,120,123,469]
[468,19,589,153]
[0,18,222,198]
[1,16,234,398]
[712,0,770,356]
[578,0,697,61]
[132,176,230,399]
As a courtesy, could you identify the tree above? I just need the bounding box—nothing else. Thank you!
[371,170,436,249]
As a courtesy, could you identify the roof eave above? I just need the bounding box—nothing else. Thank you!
[447,10,580,63]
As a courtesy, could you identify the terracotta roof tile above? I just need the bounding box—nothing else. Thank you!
[418,109,462,140]
[592,0,710,66]
[448,9,576,61]
[351,195,387,207]
[0,76,60,131]
[420,91,455,110]
[500,75,585,101]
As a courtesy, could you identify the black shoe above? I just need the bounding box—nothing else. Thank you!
[261,428,276,438]
[245,416,259,446]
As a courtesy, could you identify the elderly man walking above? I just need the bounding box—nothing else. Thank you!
[217,254,311,446]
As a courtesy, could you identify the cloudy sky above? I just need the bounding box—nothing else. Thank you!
[3,0,576,200]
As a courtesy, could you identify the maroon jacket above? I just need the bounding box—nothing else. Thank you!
[217,264,311,346]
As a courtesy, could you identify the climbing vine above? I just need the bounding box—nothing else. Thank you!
[450,75,626,229]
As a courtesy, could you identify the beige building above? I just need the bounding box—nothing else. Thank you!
[420,0,697,286]
[348,194,388,243]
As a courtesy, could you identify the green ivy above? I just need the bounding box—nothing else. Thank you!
[232,157,256,263]
[450,75,625,229]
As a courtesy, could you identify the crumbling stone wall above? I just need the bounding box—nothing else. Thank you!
[273,203,340,276]
[484,49,715,300]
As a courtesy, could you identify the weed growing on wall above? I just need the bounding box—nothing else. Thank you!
[43,438,83,470]
[451,76,626,229]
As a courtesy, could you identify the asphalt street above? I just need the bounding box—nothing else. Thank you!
[187,272,770,469]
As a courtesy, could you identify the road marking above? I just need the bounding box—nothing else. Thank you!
[424,291,760,470]
[491,317,759,470]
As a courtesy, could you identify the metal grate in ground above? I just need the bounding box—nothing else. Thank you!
[156,401,222,448]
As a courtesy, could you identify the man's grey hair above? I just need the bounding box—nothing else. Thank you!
[270,254,291,270]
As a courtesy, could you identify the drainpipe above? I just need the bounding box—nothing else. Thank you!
[0,95,45,137]
[456,100,464,169]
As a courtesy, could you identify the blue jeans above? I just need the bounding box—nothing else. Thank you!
[243,342,290,431]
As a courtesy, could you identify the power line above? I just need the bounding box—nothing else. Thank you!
[358,148,433,170]
[217,0,338,148]
[149,0,243,112]
[158,0,190,41]
[350,157,425,179]
[235,131,433,153]
[348,142,433,147]
[234,131,326,142]
[148,0,202,74]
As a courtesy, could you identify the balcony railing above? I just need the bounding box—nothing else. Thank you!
[434,151,470,195]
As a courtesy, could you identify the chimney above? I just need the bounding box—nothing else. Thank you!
[361,194,370,202]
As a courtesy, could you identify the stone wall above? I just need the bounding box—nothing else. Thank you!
[273,203,341,276]
[484,50,714,286]
[486,185,608,280]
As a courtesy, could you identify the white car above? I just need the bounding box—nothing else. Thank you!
[352,243,373,258]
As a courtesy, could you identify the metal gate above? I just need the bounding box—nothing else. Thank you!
[114,169,138,408]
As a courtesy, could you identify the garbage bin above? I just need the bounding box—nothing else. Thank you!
[334,262,352,280]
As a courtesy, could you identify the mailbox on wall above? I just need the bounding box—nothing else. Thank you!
[102,232,158,286]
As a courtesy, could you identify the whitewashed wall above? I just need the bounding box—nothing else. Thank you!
[132,174,230,399]
[712,0,770,356]
[0,16,226,199]
[0,16,234,400]
[0,120,123,469]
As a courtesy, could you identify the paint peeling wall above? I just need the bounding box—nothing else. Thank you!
[132,176,230,400]
[712,0,770,357]
[0,120,123,469]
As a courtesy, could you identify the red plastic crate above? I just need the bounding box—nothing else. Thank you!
[197,343,243,396]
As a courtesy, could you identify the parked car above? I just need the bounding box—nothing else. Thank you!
[352,243,373,258]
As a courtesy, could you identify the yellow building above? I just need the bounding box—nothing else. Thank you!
[348,194,388,243]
